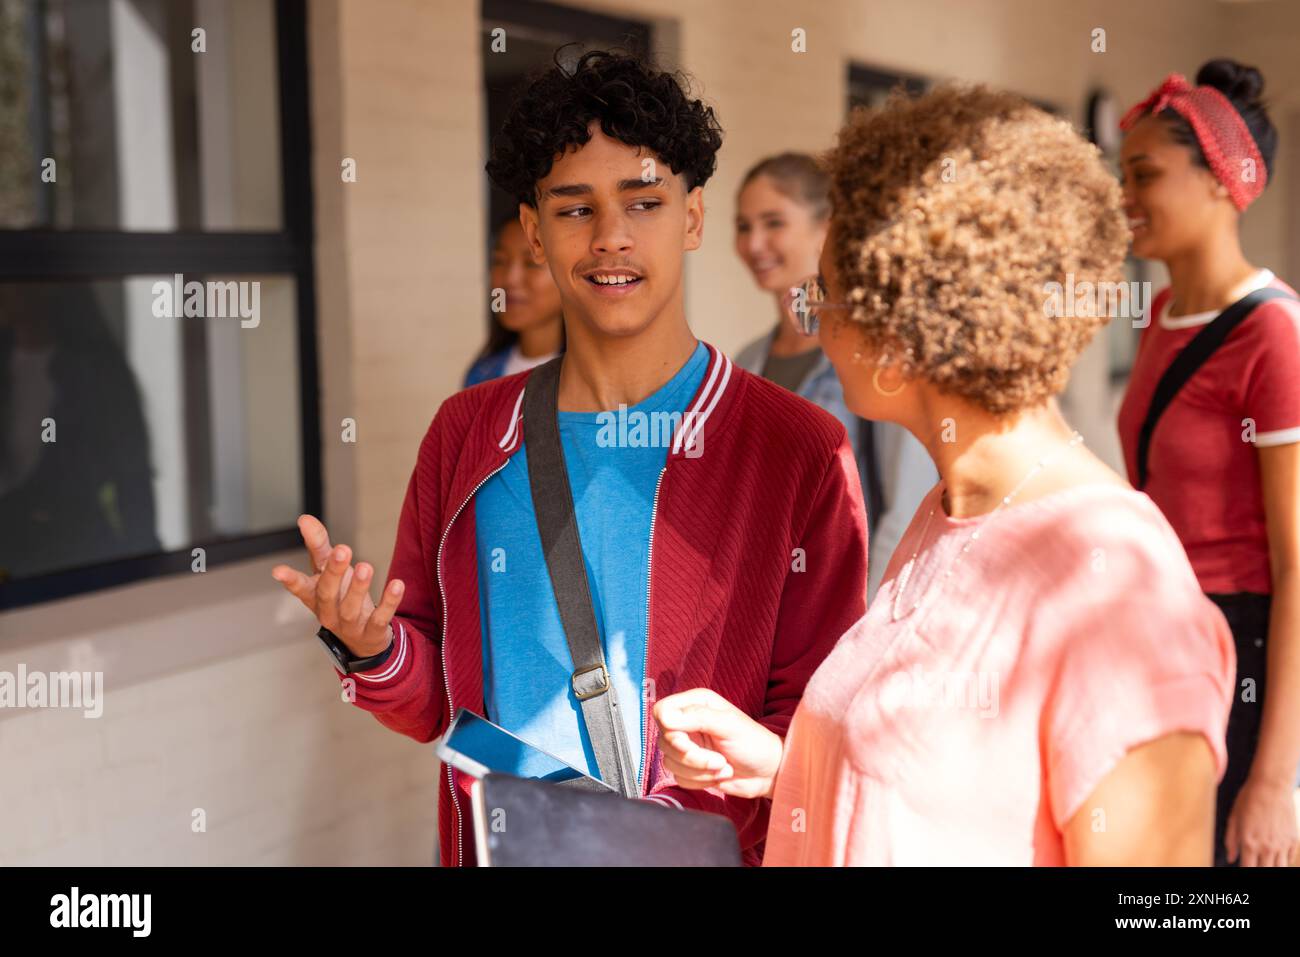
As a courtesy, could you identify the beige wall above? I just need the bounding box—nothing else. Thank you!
[313,0,485,567]
[1221,0,1300,284]
[2,0,1294,865]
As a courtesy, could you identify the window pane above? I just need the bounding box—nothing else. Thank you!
[0,0,282,231]
[0,275,302,581]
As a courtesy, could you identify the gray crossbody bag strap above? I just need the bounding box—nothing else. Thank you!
[522,357,640,799]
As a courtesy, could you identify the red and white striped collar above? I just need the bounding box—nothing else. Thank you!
[496,343,734,460]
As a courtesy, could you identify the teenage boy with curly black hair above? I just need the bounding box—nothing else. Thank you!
[272,50,869,867]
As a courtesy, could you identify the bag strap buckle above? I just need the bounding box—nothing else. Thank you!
[571,664,611,701]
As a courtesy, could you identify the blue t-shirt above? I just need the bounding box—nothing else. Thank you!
[474,342,709,784]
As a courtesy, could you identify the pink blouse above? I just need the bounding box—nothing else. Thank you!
[764,482,1235,866]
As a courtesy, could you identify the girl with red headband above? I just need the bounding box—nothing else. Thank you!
[1117,58,1300,867]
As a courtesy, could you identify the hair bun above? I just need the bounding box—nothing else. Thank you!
[1196,58,1265,105]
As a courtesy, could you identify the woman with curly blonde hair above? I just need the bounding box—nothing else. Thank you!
[653,84,1236,865]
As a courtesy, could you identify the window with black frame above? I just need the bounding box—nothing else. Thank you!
[0,0,319,610]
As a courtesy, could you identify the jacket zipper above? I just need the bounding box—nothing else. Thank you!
[436,462,508,867]
[640,465,667,795]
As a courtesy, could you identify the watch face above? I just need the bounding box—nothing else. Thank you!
[316,627,350,671]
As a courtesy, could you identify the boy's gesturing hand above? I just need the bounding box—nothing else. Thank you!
[271,514,404,659]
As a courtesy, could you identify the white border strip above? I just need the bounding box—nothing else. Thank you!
[1255,426,1300,448]
[498,388,526,449]
[682,355,732,454]
[357,621,409,683]
[672,348,723,455]
[644,793,684,810]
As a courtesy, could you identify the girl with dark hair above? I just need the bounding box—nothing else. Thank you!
[1117,59,1300,867]
[732,153,936,601]
[463,217,564,387]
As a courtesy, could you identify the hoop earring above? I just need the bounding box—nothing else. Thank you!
[873,366,905,397]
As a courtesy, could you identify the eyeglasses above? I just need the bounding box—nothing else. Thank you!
[781,275,851,336]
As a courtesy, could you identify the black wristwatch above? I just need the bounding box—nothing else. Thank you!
[316,625,395,675]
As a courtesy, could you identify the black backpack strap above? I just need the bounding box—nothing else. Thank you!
[521,357,640,798]
[1137,287,1298,489]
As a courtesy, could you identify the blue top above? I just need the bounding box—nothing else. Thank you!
[464,349,511,388]
[473,341,709,784]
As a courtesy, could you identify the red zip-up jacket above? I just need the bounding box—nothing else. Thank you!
[341,343,869,866]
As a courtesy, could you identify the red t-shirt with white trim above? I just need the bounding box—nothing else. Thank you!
[1118,270,1300,594]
